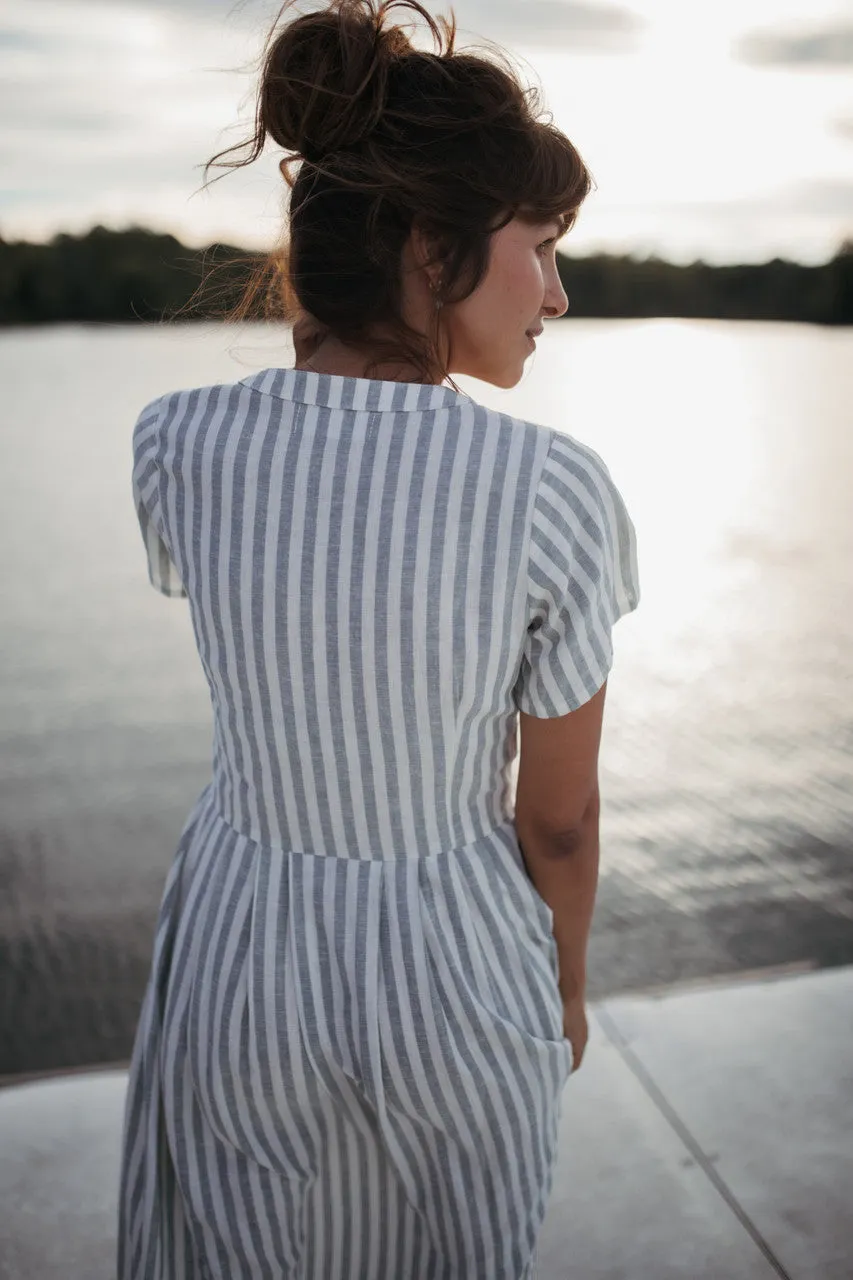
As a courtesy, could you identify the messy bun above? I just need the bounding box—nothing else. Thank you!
[259,1,418,163]
[204,0,592,385]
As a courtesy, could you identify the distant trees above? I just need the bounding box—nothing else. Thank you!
[558,244,853,325]
[0,224,850,327]
[0,226,254,326]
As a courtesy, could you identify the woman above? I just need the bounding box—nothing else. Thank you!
[118,1,640,1276]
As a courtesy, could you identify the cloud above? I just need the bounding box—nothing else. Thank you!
[734,22,853,69]
[767,178,853,218]
[451,0,645,51]
[0,28,56,51]
[608,179,853,223]
[18,0,646,52]
[570,177,853,265]
[0,0,647,240]
[0,0,847,266]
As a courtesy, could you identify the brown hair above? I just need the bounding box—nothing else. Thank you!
[204,0,593,385]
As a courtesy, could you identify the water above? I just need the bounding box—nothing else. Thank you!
[2,319,852,1076]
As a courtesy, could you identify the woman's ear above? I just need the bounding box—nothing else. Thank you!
[292,310,327,361]
[409,220,444,292]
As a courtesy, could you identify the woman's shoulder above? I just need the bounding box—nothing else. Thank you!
[134,377,242,415]
[483,403,615,487]
[496,412,635,559]
[132,378,253,438]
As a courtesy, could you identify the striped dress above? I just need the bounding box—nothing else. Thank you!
[118,366,640,1280]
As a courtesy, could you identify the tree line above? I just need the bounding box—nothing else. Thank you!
[1,224,851,326]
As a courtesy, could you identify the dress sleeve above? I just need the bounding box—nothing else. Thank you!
[512,431,640,717]
[131,397,187,599]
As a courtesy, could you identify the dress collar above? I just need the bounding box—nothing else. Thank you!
[238,367,473,413]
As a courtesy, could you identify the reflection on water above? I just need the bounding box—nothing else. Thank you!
[1,319,852,1074]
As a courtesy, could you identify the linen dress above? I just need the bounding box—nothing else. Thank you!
[118,366,640,1280]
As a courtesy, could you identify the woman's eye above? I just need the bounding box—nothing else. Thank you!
[536,238,556,257]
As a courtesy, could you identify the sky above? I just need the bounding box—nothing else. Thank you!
[1,0,851,264]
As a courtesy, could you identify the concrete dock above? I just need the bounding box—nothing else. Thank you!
[1,964,850,1279]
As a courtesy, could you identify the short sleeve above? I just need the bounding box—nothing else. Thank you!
[513,431,640,717]
[131,397,187,599]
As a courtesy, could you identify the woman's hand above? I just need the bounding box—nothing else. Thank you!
[562,994,589,1072]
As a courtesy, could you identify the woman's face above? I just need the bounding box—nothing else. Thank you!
[444,216,570,388]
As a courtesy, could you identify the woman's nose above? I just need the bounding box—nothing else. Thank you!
[545,275,569,320]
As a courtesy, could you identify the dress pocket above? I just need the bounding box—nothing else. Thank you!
[456,849,565,1047]
[499,823,558,947]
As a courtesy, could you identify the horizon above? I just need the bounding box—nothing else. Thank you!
[2,220,850,270]
[1,0,852,267]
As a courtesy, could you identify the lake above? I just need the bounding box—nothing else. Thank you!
[2,318,852,1076]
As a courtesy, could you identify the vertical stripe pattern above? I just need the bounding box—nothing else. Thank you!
[120,367,640,1279]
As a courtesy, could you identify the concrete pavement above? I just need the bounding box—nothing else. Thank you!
[1,964,850,1279]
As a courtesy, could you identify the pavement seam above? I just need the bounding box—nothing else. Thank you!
[593,1003,794,1280]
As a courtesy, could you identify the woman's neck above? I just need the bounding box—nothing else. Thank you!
[295,334,440,384]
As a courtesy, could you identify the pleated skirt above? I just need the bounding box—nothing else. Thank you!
[117,784,573,1279]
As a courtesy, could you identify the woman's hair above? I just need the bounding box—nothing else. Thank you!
[204,0,593,384]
